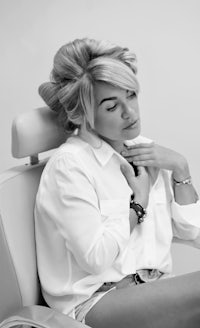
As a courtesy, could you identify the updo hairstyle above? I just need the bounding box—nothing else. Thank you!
[39,38,139,133]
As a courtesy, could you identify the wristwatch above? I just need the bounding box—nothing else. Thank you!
[130,195,147,224]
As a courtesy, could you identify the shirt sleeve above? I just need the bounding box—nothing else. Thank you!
[43,153,130,275]
[169,171,200,247]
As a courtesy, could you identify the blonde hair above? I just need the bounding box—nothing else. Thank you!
[39,38,139,133]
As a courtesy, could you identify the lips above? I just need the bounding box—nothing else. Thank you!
[124,120,138,129]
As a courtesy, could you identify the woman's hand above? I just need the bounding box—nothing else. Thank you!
[122,142,190,181]
[120,162,150,208]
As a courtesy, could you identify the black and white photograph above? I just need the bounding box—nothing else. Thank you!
[1,1,200,327]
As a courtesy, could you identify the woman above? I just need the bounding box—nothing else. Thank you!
[35,38,200,327]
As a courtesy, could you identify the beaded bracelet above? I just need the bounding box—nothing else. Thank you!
[173,176,192,186]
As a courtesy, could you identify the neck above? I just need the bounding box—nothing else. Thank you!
[78,126,102,148]
[79,125,125,153]
[101,137,124,154]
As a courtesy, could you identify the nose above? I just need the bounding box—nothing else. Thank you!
[121,103,136,120]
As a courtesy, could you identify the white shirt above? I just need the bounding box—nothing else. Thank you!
[35,133,200,316]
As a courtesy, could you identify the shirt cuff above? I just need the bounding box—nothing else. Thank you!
[171,199,200,241]
[171,199,200,227]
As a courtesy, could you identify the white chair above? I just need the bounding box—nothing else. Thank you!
[0,107,90,328]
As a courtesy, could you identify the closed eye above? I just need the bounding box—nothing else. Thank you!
[106,103,118,112]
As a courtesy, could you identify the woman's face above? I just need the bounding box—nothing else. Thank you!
[93,82,141,145]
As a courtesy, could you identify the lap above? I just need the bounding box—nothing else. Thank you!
[85,271,200,328]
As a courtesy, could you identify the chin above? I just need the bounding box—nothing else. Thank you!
[124,128,141,140]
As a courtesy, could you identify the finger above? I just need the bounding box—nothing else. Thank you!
[123,154,153,163]
[120,163,136,189]
[132,154,154,161]
[132,159,154,167]
[132,165,148,176]
[122,147,153,157]
[124,142,154,150]
[137,166,146,176]
[120,162,135,178]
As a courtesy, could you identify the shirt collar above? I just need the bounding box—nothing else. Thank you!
[77,128,124,166]
[92,139,120,166]
[77,129,153,167]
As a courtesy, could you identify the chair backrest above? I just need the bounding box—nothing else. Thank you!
[0,107,66,322]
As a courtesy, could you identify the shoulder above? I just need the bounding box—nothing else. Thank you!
[42,136,94,179]
[47,136,87,165]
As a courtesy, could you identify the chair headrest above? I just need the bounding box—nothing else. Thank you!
[12,107,67,158]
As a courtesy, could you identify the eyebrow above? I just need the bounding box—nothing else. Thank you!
[98,90,132,106]
[99,97,117,106]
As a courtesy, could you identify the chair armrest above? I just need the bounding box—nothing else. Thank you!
[0,305,91,328]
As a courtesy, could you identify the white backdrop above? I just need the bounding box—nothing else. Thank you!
[1,0,200,274]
